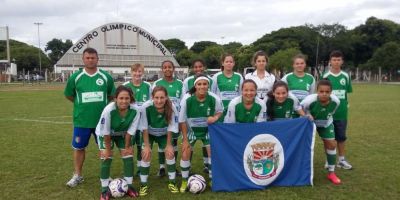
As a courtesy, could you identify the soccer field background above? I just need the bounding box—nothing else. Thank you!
[0,83,399,200]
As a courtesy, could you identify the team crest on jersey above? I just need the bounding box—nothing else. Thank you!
[96,78,104,86]
[340,78,346,86]
[285,111,291,118]
[243,134,284,186]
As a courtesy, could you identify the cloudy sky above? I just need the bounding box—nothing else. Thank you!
[0,0,399,50]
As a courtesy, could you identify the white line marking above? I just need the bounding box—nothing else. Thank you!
[13,118,72,124]
[38,116,71,119]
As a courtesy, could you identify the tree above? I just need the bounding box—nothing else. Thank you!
[269,48,302,72]
[362,42,400,71]
[190,41,218,53]
[45,38,73,65]
[176,49,195,67]
[201,45,224,69]
[160,38,187,55]
[222,42,243,54]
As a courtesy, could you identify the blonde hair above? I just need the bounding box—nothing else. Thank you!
[130,63,144,72]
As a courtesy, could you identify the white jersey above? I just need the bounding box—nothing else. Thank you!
[245,70,276,99]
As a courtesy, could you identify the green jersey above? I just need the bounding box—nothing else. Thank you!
[64,68,115,128]
[301,94,340,128]
[264,93,301,120]
[224,96,266,123]
[123,81,151,107]
[179,92,223,134]
[95,102,140,136]
[323,71,352,120]
[153,78,183,109]
[281,72,316,102]
[182,75,214,94]
[139,100,179,136]
[212,71,243,108]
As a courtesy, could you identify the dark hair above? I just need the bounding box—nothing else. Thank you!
[241,79,258,90]
[220,53,234,65]
[252,50,269,66]
[317,79,332,91]
[266,81,288,120]
[152,86,173,124]
[161,60,175,69]
[189,73,209,95]
[115,85,135,103]
[82,47,98,57]
[292,53,307,63]
[192,59,205,68]
[329,50,343,59]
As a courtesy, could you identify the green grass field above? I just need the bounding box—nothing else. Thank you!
[0,83,399,200]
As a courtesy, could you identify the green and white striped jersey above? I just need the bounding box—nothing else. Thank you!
[95,102,140,136]
[301,94,340,128]
[139,100,179,136]
[224,96,266,123]
[123,81,151,107]
[64,68,115,128]
[281,72,315,102]
[179,92,223,134]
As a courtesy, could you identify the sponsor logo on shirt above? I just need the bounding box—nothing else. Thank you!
[82,92,104,103]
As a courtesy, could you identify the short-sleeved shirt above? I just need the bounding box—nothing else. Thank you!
[139,100,179,137]
[123,81,151,107]
[281,72,316,102]
[95,102,140,136]
[179,92,223,134]
[301,94,340,128]
[323,70,352,120]
[245,70,276,99]
[212,71,243,109]
[64,68,116,128]
[152,78,183,110]
[264,93,302,120]
[182,75,214,95]
[224,96,266,123]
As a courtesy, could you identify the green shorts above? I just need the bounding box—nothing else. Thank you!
[132,130,142,146]
[141,134,168,150]
[188,131,210,146]
[97,135,131,150]
[172,132,180,139]
[317,124,335,140]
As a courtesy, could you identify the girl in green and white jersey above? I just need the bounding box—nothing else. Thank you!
[224,79,266,123]
[179,74,223,192]
[95,86,140,199]
[138,86,179,196]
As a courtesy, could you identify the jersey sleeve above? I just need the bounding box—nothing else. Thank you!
[300,95,315,113]
[182,78,189,95]
[127,105,140,135]
[64,74,76,97]
[330,94,341,113]
[256,98,267,122]
[138,101,150,131]
[106,73,116,97]
[213,93,224,114]
[211,74,219,94]
[178,95,189,123]
[224,100,237,123]
[238,73,244,95]
[281,74,288,83]
[168,106,179,133]
[95,104,112,136]
[347,76,353,93]
[289,92,302,111]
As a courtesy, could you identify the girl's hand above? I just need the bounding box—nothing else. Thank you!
[101,149,112,159]
[121,146,133,157]
[165,144,174,159]
[141,145,152,161]
[207,116,218,124]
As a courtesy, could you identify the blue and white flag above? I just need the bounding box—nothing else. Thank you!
[209,118,315,192]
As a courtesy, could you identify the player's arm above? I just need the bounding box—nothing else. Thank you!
[65,96,74,102]
[178,97,190,153]
[257,98,267,122]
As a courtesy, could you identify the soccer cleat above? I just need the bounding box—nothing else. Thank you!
[126,187,139,198]
[66,174,84,187]
[100,191,111,200]
[203,166,209,174]
[337,160,353,170]
[168,183,179,193]
[157,168,166,177]
[139,185,149,196]
[327,172,341,185]
[180,180,188,193]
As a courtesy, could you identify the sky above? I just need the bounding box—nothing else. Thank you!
[0,0,399,50]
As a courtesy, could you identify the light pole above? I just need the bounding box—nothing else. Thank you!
[34,22,43,75]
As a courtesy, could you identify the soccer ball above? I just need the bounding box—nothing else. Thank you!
[108,178,128,198]
[187,174,206,194]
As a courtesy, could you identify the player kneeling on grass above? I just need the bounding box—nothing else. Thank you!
[264,81,306,121]
[179,74,223,192]
[301,80,342,185]
[95,86,140,200]
[138,86,179,196]
[224,79,266,123]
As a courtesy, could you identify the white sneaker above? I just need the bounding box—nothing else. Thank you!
[337,160,353,170]
[66,174,84,187]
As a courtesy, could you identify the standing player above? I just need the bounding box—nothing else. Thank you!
[224,79,266,123]
[179,74,223,192]
[138,86,179,196]
[64,47,115,187]
[264,81,305,121]
[281,54,315,116]
[323,50,353,170]
[182,59,213,173]
[153,60,183,176]
[95,86,140,200]
[301,80,341,184]
[245,51,276,99]
[212,53,243,122]
[123,63,151,174]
